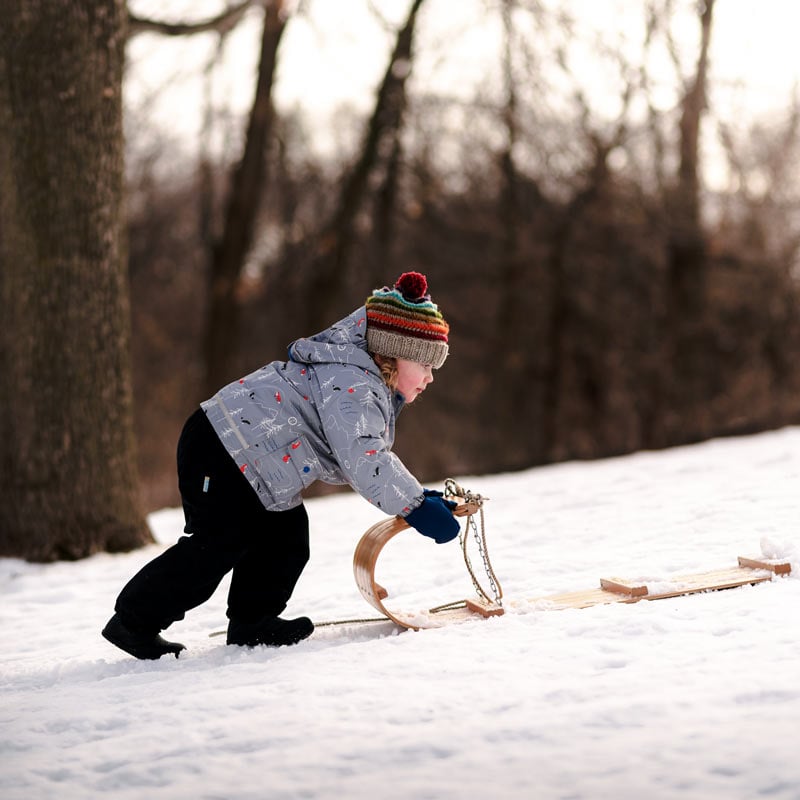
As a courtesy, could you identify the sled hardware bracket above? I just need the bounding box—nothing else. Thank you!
[464,597,506,618]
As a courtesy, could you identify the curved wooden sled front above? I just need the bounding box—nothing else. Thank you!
[353,503,504,629]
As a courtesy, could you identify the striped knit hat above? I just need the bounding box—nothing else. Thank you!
[365,272,449,369]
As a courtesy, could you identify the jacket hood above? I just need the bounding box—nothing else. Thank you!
[288,306,378,374]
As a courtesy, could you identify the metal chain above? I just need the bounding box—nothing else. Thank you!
[445,479,503,608]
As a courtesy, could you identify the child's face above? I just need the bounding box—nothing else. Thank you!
[395,359,434,403]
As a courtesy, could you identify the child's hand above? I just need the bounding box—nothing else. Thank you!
[405,495,460,544]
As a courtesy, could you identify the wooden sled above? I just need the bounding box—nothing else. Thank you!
[351,478,791,628]
[526,556,792,610]
[353,501,505,630]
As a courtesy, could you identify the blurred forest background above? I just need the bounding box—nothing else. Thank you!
[126,0,800,510]
[2,0,799,559]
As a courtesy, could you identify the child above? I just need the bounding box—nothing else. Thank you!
[102,272,460,659]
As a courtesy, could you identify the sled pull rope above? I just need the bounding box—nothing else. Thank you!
[444,479,503,608]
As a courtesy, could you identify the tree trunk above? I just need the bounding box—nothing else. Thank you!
[487,0,542,469]
[668,0,715,304]
[305,0,426,330]
[659,0,716,444]
[542,146,611,461]
[203,0,287,396]
[0,0,150,560]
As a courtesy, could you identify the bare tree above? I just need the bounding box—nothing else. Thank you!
[661,0,717,442]
[0,0,150,560]
[305,0,427,329]
[202,0,288,394]
[717,93,800,270]
[488,0,546,467]
[128,0,255,37]
[126,0,287,396]
[667,0,715,301]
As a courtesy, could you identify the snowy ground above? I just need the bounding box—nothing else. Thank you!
[2,428,799,800]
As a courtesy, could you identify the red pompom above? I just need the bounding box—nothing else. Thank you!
[395,271,428,300]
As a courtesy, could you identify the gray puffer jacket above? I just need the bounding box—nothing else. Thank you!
[201,306,424,516]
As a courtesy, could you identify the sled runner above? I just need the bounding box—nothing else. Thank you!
[351,481,505,630]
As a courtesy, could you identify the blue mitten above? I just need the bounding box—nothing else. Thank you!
[405,495,460,544]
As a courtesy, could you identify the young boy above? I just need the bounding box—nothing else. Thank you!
[102,272,460,659]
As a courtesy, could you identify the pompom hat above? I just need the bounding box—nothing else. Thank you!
[365,272,450,369]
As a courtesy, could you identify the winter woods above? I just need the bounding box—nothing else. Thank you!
[2,0,799,558]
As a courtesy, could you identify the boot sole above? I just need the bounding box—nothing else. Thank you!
[102,623,185,660]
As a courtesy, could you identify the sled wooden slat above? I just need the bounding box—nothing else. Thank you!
[527,558,792,610]
[529,586,640,610]
[353,501,504,630]
[737,556,792,575]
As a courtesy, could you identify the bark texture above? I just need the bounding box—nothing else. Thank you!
[0,0,150,560]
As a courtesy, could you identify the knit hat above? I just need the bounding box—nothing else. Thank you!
[365,272,450,369]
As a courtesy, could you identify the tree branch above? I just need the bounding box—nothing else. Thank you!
[128,0,257,39]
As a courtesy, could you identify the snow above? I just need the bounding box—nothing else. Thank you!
[2,428,799,800]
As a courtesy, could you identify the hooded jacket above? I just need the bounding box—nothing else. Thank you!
[201,307,425,517]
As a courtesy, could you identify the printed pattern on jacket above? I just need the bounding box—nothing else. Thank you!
[201,307,425,516]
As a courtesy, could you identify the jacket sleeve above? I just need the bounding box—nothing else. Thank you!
[316,372,424,516]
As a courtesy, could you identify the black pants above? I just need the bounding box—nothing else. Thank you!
[115,409,310,634]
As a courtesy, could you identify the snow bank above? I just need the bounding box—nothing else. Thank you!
[2,427,799,799]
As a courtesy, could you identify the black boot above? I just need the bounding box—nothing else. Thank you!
[102,614,186,660]
[226,616,314,648]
